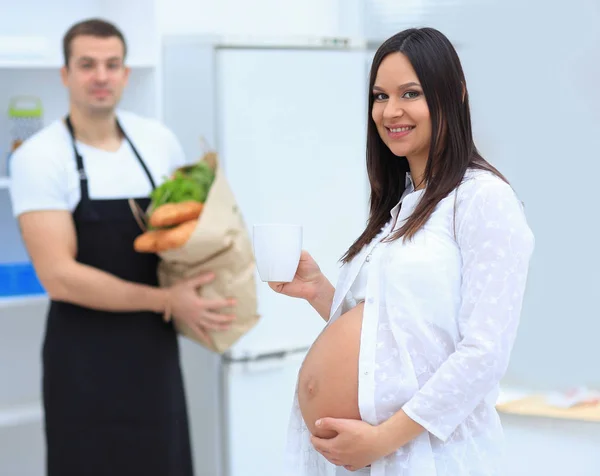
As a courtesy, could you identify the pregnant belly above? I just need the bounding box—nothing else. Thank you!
[297,302,364,439]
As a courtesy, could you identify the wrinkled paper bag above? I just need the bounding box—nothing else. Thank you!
[152,153,260,353]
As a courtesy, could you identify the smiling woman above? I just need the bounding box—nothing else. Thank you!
[271,26,535,476]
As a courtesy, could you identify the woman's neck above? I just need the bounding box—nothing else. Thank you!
[406,153,428,190]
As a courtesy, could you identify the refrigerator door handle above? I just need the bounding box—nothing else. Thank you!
[225,349,308,374]
[243,357,289,373]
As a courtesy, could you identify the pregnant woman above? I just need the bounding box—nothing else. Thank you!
[269,27,535,476]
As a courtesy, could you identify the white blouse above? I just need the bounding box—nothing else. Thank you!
[284,169,535,476]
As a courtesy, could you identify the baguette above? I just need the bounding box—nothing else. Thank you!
[154,219,198,251]
[133,229,169,253]
[150,201,204,228]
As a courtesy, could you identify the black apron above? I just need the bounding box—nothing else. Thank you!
[42,116,194,476]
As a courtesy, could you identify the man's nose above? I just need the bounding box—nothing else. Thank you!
[94,65,109,82]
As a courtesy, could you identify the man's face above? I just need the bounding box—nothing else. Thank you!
[61,35,129,115]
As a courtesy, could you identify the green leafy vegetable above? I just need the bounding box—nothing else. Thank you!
[150,161,216,209]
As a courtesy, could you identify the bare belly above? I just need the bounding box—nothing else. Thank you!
[297,302,364,439]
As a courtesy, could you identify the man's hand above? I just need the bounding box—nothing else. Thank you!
[167,272,236,343]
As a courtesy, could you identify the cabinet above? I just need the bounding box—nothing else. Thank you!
[0,2,160,474]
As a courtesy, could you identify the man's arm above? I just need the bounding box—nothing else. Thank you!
[19,210,168,313]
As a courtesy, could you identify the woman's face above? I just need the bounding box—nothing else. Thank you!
[371,52,432,162]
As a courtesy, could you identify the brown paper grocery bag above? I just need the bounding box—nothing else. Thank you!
[154,154,260,354]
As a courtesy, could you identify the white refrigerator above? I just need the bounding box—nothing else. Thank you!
[162,36,370,476]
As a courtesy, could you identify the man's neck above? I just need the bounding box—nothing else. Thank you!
[69,106,122,149]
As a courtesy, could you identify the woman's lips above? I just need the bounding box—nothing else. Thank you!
[386,125,415,139]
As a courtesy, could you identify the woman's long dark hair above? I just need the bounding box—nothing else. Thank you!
[342,27,506,263]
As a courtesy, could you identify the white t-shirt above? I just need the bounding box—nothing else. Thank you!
[9,110,189,217]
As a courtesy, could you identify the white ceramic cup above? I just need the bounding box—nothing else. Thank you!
[252,224,303,282]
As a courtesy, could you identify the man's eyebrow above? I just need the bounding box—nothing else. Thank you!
[76,56,122,62]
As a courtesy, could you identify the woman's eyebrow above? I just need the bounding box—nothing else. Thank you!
[373,81,421,92]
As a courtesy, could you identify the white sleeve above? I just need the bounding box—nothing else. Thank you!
[401,178,535,441]
[9,143,70,217]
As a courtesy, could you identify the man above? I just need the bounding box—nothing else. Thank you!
[9,18,235,476]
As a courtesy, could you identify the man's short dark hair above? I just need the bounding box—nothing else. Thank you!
[63,18,127,67]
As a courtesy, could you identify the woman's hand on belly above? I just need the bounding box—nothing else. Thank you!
[311,409,427,470]
[309,418,385,471]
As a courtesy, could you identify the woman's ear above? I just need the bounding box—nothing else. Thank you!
[461,82,466,102]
